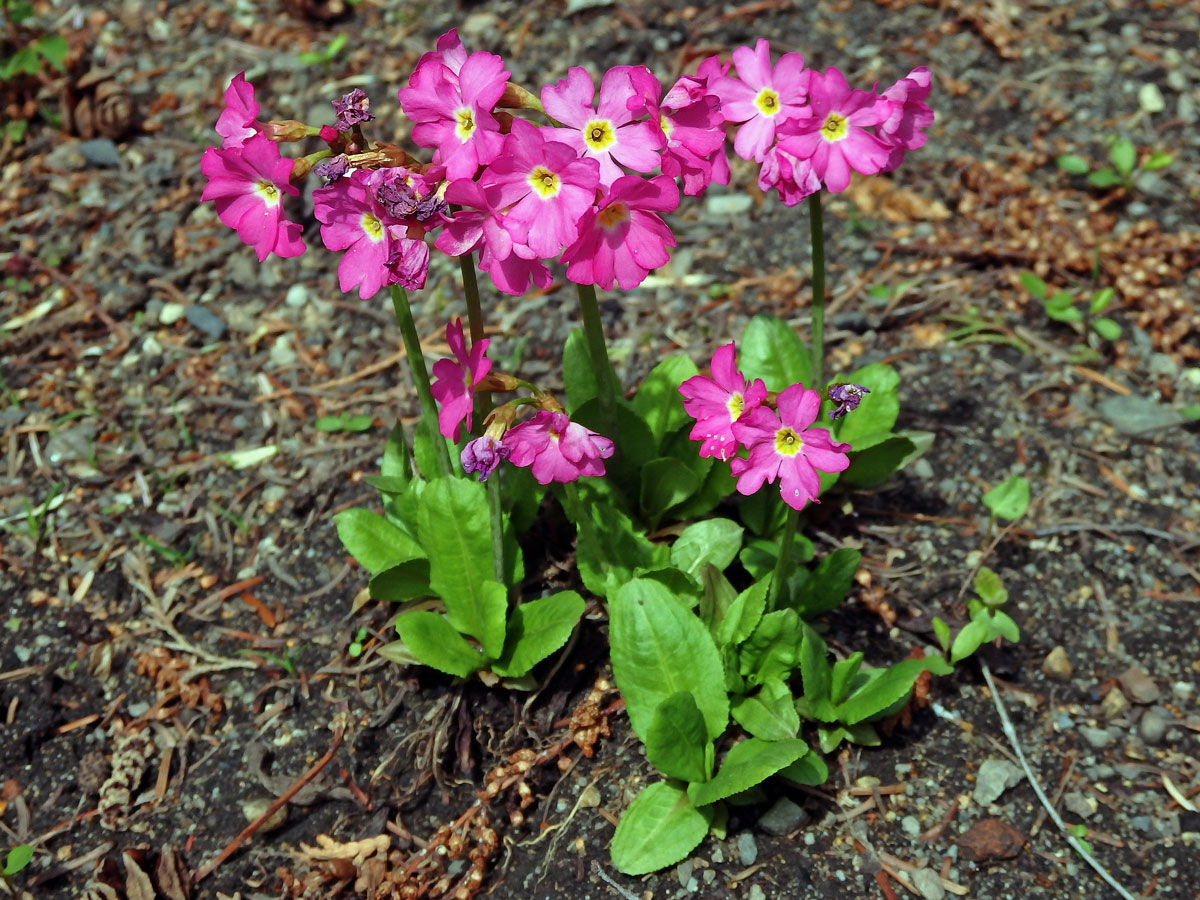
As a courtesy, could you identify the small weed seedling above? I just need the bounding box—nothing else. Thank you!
[2,843,34,882]
[1020,272,1121,351]
[0,0,68,142]
[982,473,1030,522]
[1056,136,1173,190]
[297,33,347,68]
[314,413,375,433]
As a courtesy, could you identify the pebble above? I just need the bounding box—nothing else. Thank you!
[736,833,758,866]
[241,797,287,832]
[269,334,297,367]
[901,815,922,837]
[80,138,122,167]
[747,887,766,900]
[1118,665,1161,704]
[1041,646,1072,680]
[973,759,1023,805]
[1063,792,1097,819]
[159,302,186,325]
[758,797,807,835]
[285,283,309,307]
[675,859,693,888]
[912,867,946,900]
[577,784,601,808]
[1099,686,1131,720]
[1079,725,1118,749]
[1098,395,1186,435]
[1137,83,1166,114]
[185,304,228,340]
[1138,708,1168,746]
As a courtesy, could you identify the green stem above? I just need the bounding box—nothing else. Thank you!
[487,475,505,585]
[458,253,485,346]
[575,282,619,433]
[808,191,826,390]
[389,285,453,478]
[770,505,799,609]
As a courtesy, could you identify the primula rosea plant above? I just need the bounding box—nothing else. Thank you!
[203,33,1015,875]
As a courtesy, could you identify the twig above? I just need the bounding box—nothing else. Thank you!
[980,663,1138,900]
[193,724,345,882]
[590,860,641,900]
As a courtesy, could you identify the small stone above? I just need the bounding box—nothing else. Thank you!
[241,797,287,832]
[577,784,601,808]
[705,193,753,216]
[269,334,297,367]
[758,797,808,835]
[185,304,228,340]
[675,859,693,888]
[1041,646,1072,680]
[80,138,122,167]
[1079,725,1117,749]
[159,302,186,325]
[747,886,767,900]
[1099,687,1131,720]
[1172,681,1194,702]
[1063,792,1097,820]
[1097,395,1185,435]
[1130,815,1153,832]
[285,284,309,307]
[911,867,946,900]
[958,817,1025,862]
[1137,83,1166,114]
[1118,665,1160,704]
[973,759,1023,806]
[1138,708,1168,746]
[901,815,922,837]
[736,832,758,866]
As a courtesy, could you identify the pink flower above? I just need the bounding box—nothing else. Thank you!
[430,318,492,442]
[714,40,811,163]
[542,66,665,188]
[398,45,510,180]
[562,175,678,290]
[647,63,730,196]
[775,67,891,193]
[729,383,852,510]
[504,411,614,484]
[215,71,260,149]
[313,169,434,299]
[479,118,600,259]
[758,141,821,206]
[678,343,767,461]
[461,435,510,482]
[200,133,305,262]
[878,66,933,171]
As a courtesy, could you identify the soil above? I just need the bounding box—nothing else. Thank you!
[1,1,1199,899]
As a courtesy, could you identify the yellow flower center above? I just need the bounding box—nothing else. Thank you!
[597,202,629,229]
[726,392,745,421]
[774,426,803,456]
[255,180,280,206]
[455,107,476,141]
[361,212,385,241]
[528,166,561,199]
[659,114,673,140]
[584,119,615,151]
[754,88,781,117]
[820,112,848,142]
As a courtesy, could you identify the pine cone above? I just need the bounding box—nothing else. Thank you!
[60,69,136,140]
[280,0,349,22]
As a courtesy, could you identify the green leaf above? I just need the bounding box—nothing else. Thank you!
[793,547,861,617]
[419,478,505,652]
[817,726,850,754]
[1179,405,1200,421]
[714,579,768,648]
[4,119,27,143]
[633,355,698,449]
[381,423,412,480]
[33,33,68,71]
[644,692,713,783]
[1018,271,1048,299]
[799,622,831,707]
[730,679,801,741]
[610,782,713,876]
[315,413,373,432]
[950,618,991,663]
[840,436,917,488]
[697,564,737,628]
[830,652,864,705]
[778,749,829,787]
[1046,304,1083,323]
[395,611,486,677]
[739,314,812,392]
[671,518,744,580]
[4,46,39,77]
[1045,289,1074,312]
[562,328,598,410]
[1092,317,1121,341]
[575,502,668,599]
[1142,151,1173,171]
[981,474,1030,520]
[836,656,952,725]
[688,737,809,807]
[609,579,729,742]
[491,590,585,678]
[932,617,951,654]
[992,610,1020,643]
[1088,287,1114,314]
[1055,154,1090,176]
[7,2,35,24]
[640,456,701,523]
[368,559,431,602]
[1088,168,1122,188]
[3,844,33,875]
[1109,137,1136,176]
[973,566,1008,605]
[334,507,425,575]
[221,444,278,469]
[739,608,803,687]
[831,363,900,446]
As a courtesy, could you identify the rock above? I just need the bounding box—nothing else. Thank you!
[736,832,758,866]
[911,867,946,900]
[241,797,287,832]
[285,283,309,307]
[1078,725,1117,749]
[758,797,808,835]
[973,759,1023,806]
[1118,666,1160,704]
[901,814,922,837]
[185,304,228,340]
[674,858,693,888]
[747,886,767,900]
[1097,395,1186,435]
[44,141,88,171]
[1099,687,1131,720]
[80,138,122,167]
[159,301,186,325]
[1063,792,1097,819]
[1041,646,1072,680]
[957,817,1025,862]
[1138,708,1168,746]
[577,784,601,808]
[1138,83,1166,114]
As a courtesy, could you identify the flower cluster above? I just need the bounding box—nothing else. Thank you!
[201,33,932,297]
[430,320,614,485]
[679,344,860,511]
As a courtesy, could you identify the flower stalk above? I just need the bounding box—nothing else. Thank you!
[389,285,453,477]
[808,190,826,390]
[575,282,620,435]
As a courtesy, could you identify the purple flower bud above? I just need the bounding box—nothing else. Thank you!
[385,231,429,290]
[332,88,374,132]
[375,177,420,219]
[827,383,870,420]
[413,190,448,222]
[461,435,510,482]
[313,154,349,181]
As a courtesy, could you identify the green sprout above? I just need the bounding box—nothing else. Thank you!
[298,34,347,67]
[1020,272,1121,352]
[1056,137,1173,190]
